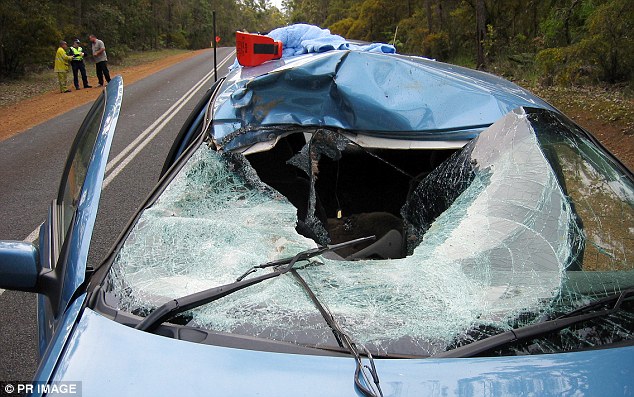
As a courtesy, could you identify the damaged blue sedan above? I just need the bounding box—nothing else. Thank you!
[1,28,633,396]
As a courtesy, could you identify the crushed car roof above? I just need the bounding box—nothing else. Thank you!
[212,50,554,150]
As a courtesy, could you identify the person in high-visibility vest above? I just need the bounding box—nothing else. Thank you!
[54,41,73,93]
[70,39,92,90]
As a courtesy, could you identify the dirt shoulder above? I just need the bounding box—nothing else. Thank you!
[0,49,206,142]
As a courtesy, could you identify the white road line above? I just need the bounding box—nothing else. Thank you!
[102,76,212,185]
[105,70,211,173]
[102,52,234,187]
[24,224,41,243]
[22,50,235,243]
[106,51,235,173]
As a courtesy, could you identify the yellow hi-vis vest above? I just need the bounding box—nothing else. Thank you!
[70,46,84,62]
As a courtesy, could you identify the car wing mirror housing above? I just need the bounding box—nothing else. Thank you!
[0,240,41,292]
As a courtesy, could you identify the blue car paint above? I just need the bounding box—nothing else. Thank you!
[212,51,554,150]
[51,308,634,396]
[57,76,123,314]
[37,221,53,357]
[32,295,86,396]
[0,241,39,289]
[37,294,51,359]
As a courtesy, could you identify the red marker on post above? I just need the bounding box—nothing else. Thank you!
[236,31,283,67]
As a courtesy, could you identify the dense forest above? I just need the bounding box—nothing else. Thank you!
[285,0,632,85]
[1,0,631,87]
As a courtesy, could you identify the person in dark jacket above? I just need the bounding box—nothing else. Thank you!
[69,39,92,89]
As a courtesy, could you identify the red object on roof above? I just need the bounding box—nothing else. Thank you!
[236,31,283,67]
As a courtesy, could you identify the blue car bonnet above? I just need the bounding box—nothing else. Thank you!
[212,50,553,150]
[51,309,634,396]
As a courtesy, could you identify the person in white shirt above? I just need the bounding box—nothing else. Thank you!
[89,34,111,86]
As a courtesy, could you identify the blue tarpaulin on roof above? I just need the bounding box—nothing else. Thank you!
[267,24,396,57]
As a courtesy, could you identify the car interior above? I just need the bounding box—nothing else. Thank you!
[244,130,460,260]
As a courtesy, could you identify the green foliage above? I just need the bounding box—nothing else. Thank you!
[584,0,633,83]
[483,24,496,59]
[168,31,189,49]
[536,47,575,85]
[535,0,633,86]
[329,17,356,37]
[107,44,132,62]
[324,0,359,27]
[84,3,124,47]
[396,13,427,55]
[240,0,286,34]
[0,0,60,76]
[422,31,449,60]
[184,0,214,49]
[83,2,131,61]
[447,2,474,51]
[289,0,330,25]
[115,0,155,50]
[539,0,596,47]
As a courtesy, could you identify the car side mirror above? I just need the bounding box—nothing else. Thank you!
[0,240,40,291]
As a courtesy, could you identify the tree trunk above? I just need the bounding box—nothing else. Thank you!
[564,0,580,45]
[168,0,173,47]
[425,0,433,32]
[437,2,443,31]
[74,0,82,27]
[476,0,486,69]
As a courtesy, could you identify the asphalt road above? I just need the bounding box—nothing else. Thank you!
[0,47,235,381]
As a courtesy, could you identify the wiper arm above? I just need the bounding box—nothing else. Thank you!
[436,287,634,358]
[290,269,383,397]
[135,235,375,332]
[235,235,375,282]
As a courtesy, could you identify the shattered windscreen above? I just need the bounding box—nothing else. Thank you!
[106,107,633,357]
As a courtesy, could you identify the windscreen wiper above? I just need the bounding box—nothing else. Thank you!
[290,269,383,397]
[135,235,375,332]
[436,287,634,358]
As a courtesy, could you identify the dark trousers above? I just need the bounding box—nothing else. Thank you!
[71,61,90,88]
[95,61,111,85]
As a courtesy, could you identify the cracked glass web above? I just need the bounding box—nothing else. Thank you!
[107,108,633,356]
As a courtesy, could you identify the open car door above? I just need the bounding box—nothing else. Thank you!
[0,76,123,354]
